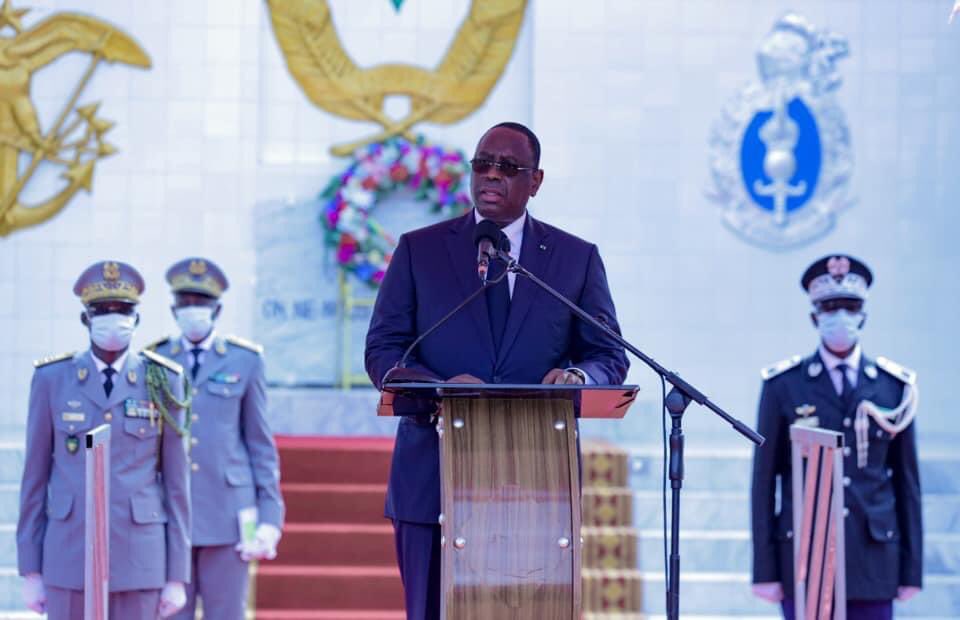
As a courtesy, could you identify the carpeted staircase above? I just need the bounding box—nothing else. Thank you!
[253,436,643,619]
[254,436,403,619]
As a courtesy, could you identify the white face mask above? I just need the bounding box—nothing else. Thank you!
[89,313,136,352]
[817,309,863,353]
[176,306,215,342]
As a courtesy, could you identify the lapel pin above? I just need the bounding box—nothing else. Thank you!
[171,343,181,355]
[67,400,81,409]
[215,340,227,356]
[539,244,547,251]
[865,365,878,380]
[65,435,80,455]
[795,404,816,417]
[77,367,88,382]
[127,370,137,384]
[808,362,822,378]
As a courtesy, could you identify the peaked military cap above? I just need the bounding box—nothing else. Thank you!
[73,260,144,305]
[801,254,872,303]
[166,257,229,299]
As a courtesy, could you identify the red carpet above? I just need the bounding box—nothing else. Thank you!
[254,435,404,618]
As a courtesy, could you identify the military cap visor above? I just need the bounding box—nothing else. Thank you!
[73,261,144,305]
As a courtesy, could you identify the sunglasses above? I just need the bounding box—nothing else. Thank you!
[470,158,536,178]
[815,298,864,314]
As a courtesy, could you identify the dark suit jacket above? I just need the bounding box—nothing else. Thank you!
[365,210,629,523]
[750,351,923,600]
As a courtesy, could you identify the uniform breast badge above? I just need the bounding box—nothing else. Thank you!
[793,404,818,427]
[65,435,79,454]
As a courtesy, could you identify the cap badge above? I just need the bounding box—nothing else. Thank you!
[103,261,120,281]
[189,260,207,276]
[827,256,850,281]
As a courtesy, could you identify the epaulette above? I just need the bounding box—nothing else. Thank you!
[760,355,803,380]
[144,336,171,352]
[33,352,75,368]
[141,349,184,375]
[225,334,264,355]
[876,356,917,386]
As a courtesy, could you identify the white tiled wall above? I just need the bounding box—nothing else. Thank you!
[0,0,957,444]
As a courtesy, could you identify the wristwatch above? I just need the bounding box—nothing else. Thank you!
[565,368,587,384]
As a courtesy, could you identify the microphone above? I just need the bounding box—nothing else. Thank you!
[387,222,511,382]
[474,219,509,283]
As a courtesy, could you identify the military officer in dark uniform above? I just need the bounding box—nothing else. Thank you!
[750,255,922,619]
[148,257,284,620]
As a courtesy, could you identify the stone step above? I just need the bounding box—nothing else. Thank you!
[635,571,960,616]
[624,445,960,494]
[631,490,960,533]
[634,529,960,576]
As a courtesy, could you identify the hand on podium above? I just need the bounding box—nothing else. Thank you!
[751,582,784,603]
[21,573,45,613]
[542,368,586,385]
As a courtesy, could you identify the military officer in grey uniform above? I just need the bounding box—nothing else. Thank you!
[16,260,191,619]
[751,255,923,620]
[149,257,284,620]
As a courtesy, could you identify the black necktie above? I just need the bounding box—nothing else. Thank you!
[837,363,855,407]
[191,348,203,380]
[486,258,510,353]
[103,368,115,397]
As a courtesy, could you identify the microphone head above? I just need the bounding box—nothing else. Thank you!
[474,219,502,246]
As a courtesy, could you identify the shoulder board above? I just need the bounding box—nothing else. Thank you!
[33,351,75,368]
[225,334,263,355]
[760,355,803,380]
[876,356,917,386]
[144,336,171,352]
[141,349,183,375]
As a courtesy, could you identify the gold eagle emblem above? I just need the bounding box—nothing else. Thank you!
[0,1,150,236]
[266,0,528,156]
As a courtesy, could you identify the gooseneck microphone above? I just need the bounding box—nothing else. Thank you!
[388,221,510,378]
[474,219,509,283]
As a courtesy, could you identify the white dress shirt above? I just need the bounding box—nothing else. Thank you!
[92,350,128,386]
[183,330,216,371]
[819,343,861,396]
[474,209,526,297]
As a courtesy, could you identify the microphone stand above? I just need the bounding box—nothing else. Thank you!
[490,248,764,620]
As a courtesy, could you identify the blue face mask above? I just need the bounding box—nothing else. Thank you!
[817,309,863,352]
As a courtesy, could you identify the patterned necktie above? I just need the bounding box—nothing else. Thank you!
[103,367,115,397]
[191,348,203,380]
[486,258,510,353]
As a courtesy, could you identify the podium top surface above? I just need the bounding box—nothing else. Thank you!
[379,382,639,419]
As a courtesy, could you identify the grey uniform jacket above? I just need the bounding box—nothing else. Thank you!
[152,335,284,546]
[16,350,191,591]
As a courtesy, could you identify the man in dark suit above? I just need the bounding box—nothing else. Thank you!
[750,255,922,620]
[365,122,629,619]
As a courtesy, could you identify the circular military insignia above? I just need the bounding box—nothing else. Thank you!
[808,362,822,378]
[708,13,853,249]
[65,435,80,454]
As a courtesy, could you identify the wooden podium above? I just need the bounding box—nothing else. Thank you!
[379,382,638,620]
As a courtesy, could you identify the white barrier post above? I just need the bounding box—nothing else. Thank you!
[85,424,111,620]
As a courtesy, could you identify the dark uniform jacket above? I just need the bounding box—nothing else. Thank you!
[750,350,923,600]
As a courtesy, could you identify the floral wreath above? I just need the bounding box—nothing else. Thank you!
[320,136,472,287]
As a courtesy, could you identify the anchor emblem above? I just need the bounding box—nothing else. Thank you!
[0,1,150,236]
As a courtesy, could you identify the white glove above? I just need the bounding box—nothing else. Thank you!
[157,581,187,618]
[22,573,45,614]
[235,523,282,561]
[751,582,784,603]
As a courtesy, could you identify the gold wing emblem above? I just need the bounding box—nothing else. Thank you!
[0,5,151,236]
[266,0,527,156]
